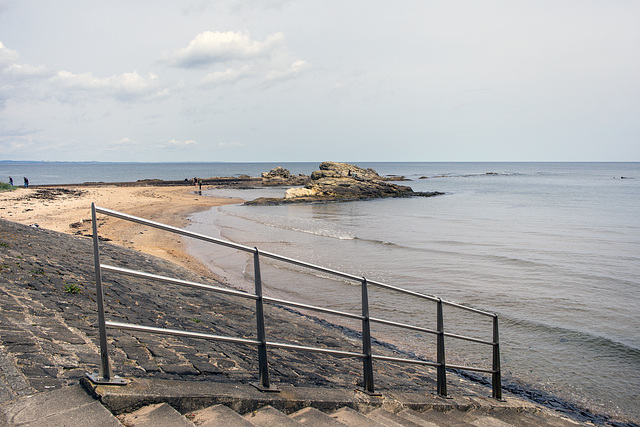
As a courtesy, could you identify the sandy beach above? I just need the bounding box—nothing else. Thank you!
[0,185,244,277]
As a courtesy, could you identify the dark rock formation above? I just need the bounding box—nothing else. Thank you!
[246,162,443,205]
[261,167,309,186]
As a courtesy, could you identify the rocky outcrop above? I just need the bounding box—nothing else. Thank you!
[261,167,309,186]
[246,162,443,205]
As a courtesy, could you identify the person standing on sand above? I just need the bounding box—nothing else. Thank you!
[9,177,13,186]
[23,177,28,188]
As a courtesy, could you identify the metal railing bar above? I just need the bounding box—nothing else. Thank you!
[443,332,495,346]
[446,363,495,374]
[369,317,439,336]
[90,205,502,399]
[105,321,261,346]
[262,296,365,321]
[95,205,497,318]
[366,279,440,303]
[441,300,497,317]
[101,264,259,301]
[95,206,256,253]
[372,354,440,368]
[103,266,493,345]
[106,321,365,359]
[265,341,366,359]
[256,251,366,282]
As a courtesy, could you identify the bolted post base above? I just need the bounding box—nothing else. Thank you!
[85,372,127,386]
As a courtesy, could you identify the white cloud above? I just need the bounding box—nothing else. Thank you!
[114,137,133,146]
[166,138,197,147]
[199,65,255,86]
[0,41,19,66]
[0,42,48,83]
[165,30,284,68]
[50,70,166,102]
[3,63,48,79]
[263,59,308,83]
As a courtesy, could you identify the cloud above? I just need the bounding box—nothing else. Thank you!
[50,70,167,102]
[199,59,308,88]
[263,59,308,83]
[165,138,197,148]
[165,30,284,68]
[199,65,255,86]
[0,41,19,66]
[3,63,48,79]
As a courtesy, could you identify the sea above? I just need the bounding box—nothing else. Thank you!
[2,161,639,424]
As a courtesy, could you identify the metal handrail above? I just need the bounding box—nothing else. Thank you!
[86,204,502,398]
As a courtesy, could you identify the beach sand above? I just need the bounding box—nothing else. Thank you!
[0,185,244,277]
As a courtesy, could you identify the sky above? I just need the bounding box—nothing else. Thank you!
[0,0,639,163]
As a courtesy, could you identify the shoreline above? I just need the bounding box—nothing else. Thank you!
[0,184,244,279]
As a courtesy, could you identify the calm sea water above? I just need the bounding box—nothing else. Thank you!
[185,162,640,424]
[3,161,638,423]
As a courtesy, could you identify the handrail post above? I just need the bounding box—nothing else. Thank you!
[492,315,503,400]
[360,277,379,395]
[436,298,447,396]
[252,248,278,392]
[86,203,126,385]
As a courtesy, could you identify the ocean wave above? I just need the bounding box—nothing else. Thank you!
[503,316,640,359]
[222,209,356,240]
[354,236,555,270]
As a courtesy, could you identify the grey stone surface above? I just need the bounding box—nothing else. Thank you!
[0,385,122,426]
[120,403,195,427]
[331,407,387,427]
[290,406,346,425]
[367,407,424,427]
[191,404,255,427]
[244,405,302,426]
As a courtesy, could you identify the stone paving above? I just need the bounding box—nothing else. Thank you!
[0,219,497,406]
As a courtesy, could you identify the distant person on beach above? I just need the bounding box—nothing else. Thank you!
[23,177,28,188]
[9,177,13,186]
[198,179,202,190]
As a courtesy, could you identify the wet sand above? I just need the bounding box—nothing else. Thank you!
[0,185,244,277]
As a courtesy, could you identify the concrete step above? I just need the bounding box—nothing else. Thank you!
[366,407,425,426]
[405,409,477,426]
[330,407,388,427]
[191,404,255,427]
[291,407,348,425]
[112,402,586,427]
[396,408,582,427]
[243,405,304,426]
[396,409,440,426]
[0,384,122,427]
[119,403,195,427]
[482,409,582,427]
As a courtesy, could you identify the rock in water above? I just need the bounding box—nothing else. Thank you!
[262,167,309,186]
[249,162,444,205]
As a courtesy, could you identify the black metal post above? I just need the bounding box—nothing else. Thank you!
[492,315,502,400]
[436,298,447,396]
[253,248,278,391]
[361,277,377,394]
[86,203,126,385]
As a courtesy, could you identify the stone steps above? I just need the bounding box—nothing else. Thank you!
[1,383,585,427]
[119,402,584,427]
